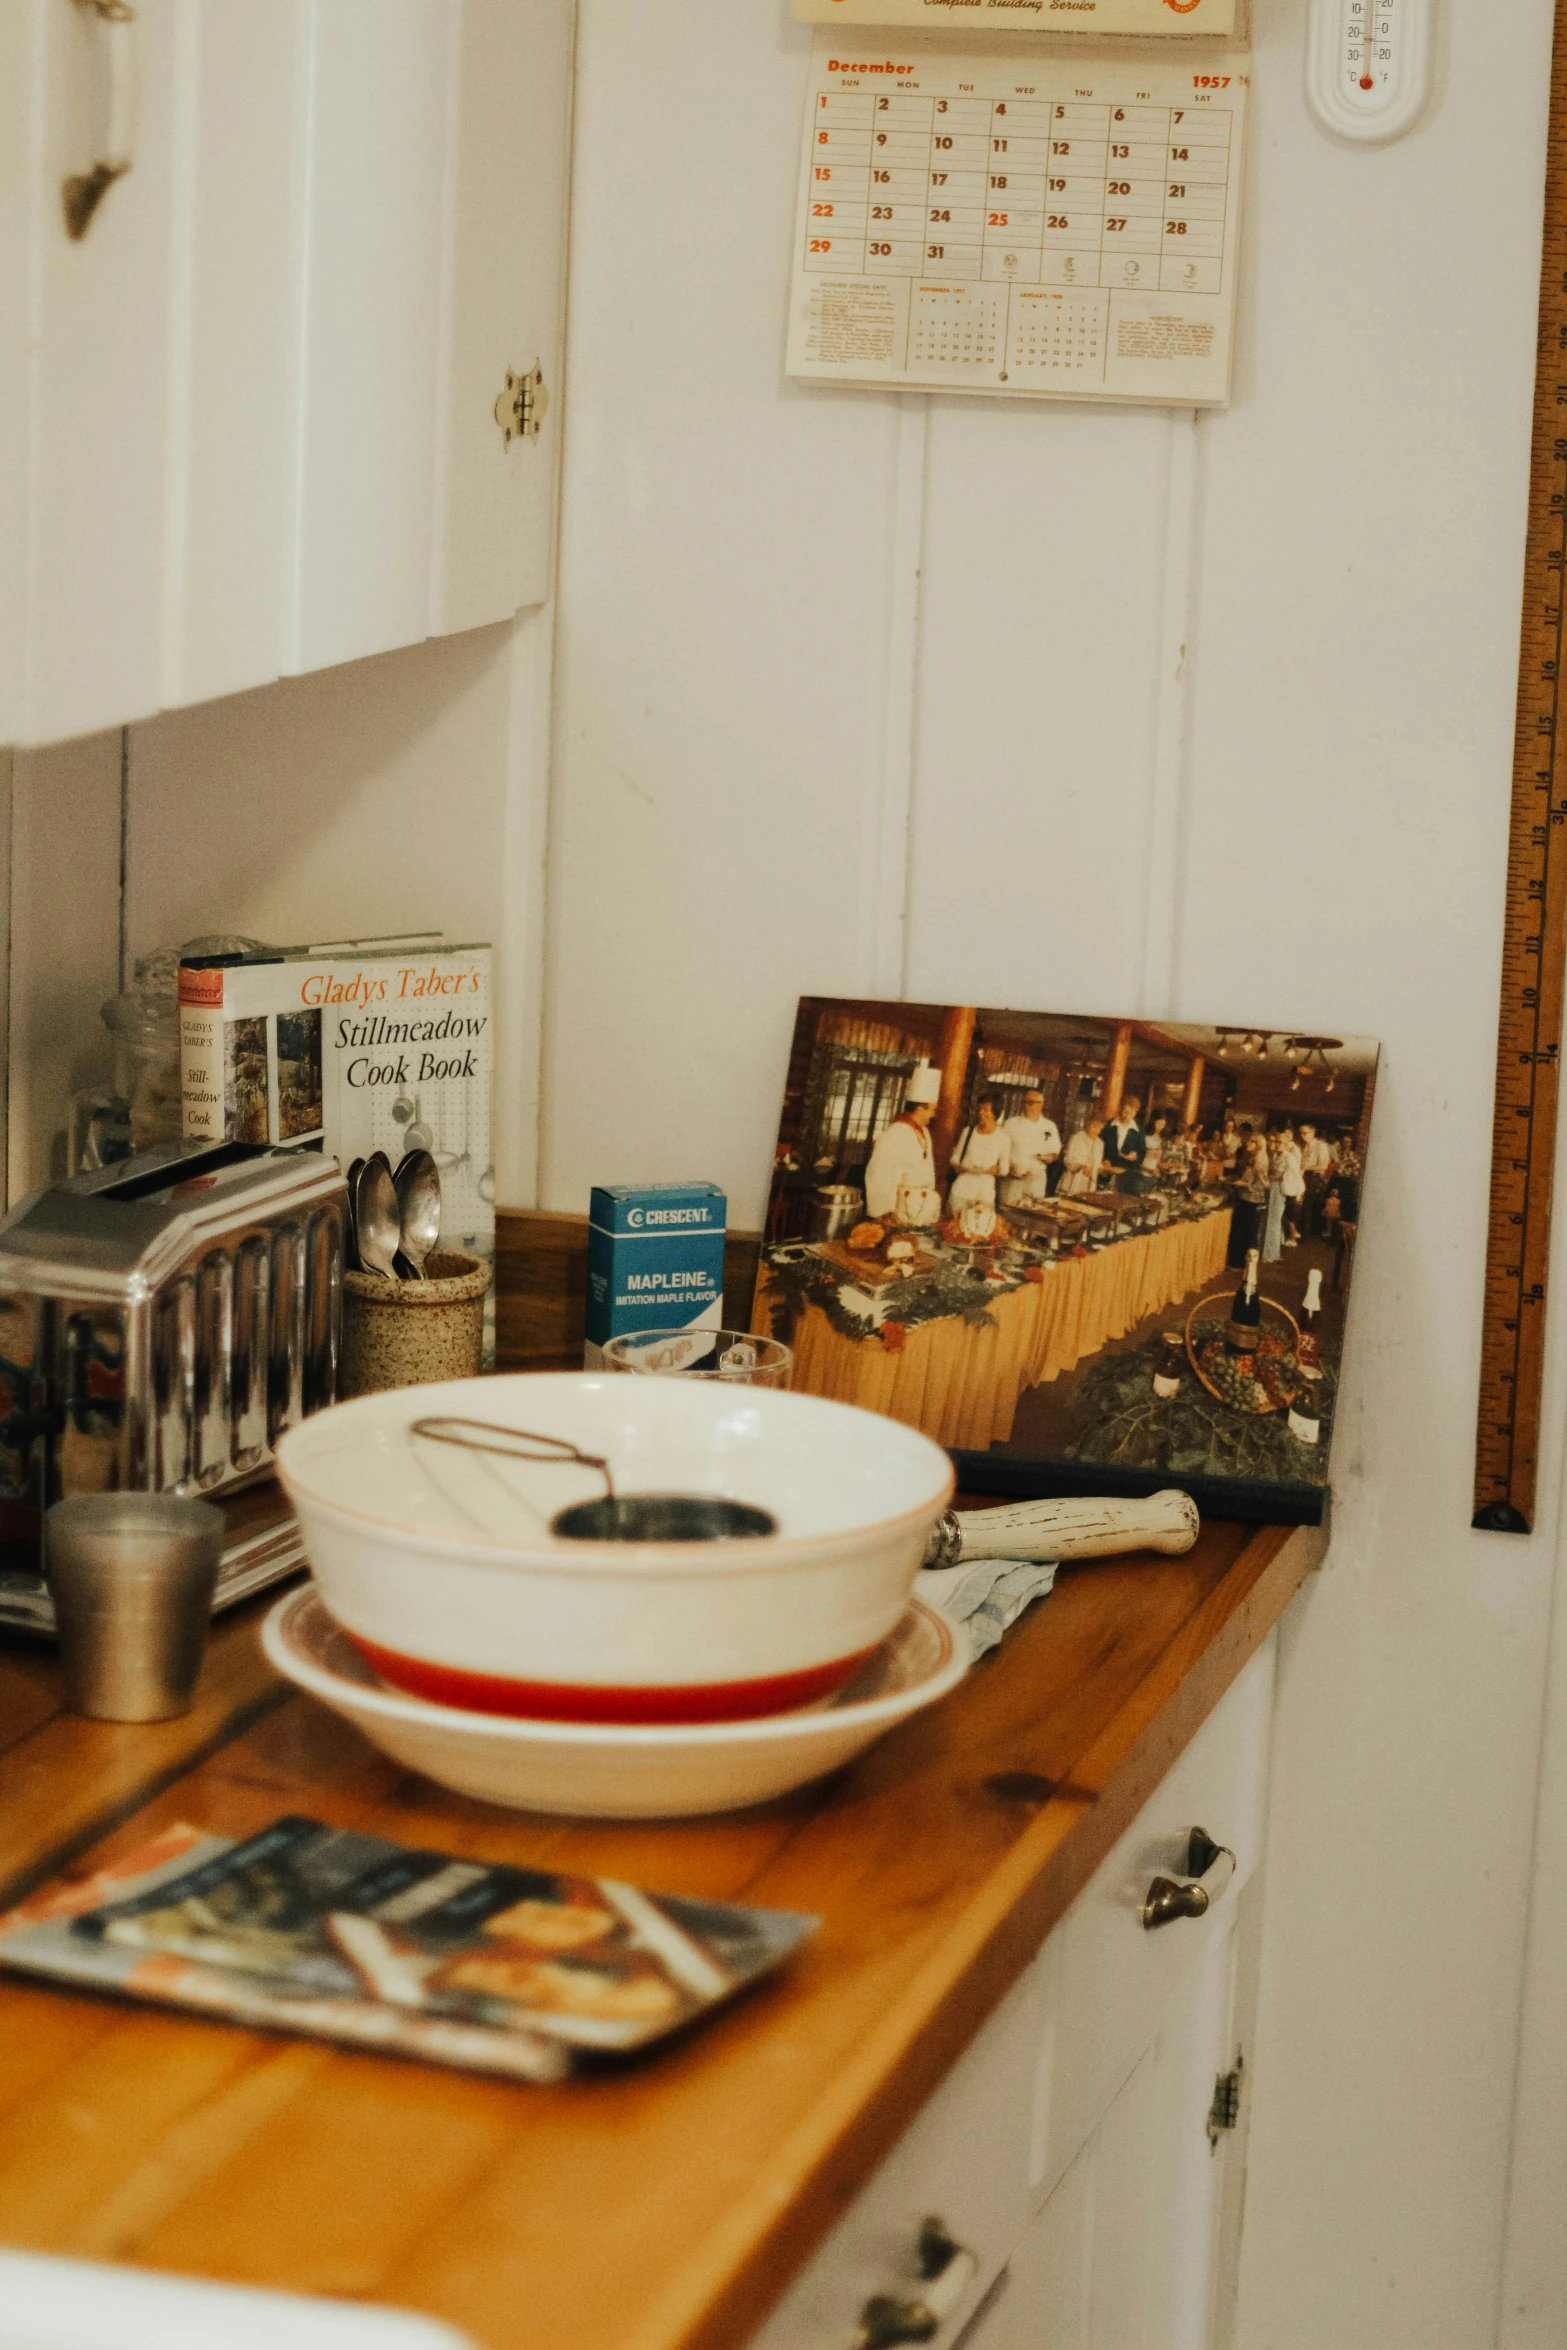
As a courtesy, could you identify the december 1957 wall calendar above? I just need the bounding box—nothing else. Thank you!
[787,34,1248,406]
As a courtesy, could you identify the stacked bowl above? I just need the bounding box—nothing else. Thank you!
[265,1374,964,1818]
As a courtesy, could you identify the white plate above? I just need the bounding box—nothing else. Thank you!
[0,2249,471,2350]
[262,1586,966,1819]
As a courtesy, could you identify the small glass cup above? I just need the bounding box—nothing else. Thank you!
[602,1328,793,1387]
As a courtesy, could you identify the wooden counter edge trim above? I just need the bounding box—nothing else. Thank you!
[0,1646,291,1912]
[648,1518,1323,2350]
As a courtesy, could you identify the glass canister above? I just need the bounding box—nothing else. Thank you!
[68,989,166,1171]
[69,936,271,1172]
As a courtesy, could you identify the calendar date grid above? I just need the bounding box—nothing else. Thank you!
[804,89,1231,296]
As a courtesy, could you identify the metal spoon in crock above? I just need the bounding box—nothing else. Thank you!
[356,1153,402,1283]
[344,1158,366,1271]
[394,1149,441,1281]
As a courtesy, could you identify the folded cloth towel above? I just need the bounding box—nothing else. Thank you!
[914,1556,1060,1661]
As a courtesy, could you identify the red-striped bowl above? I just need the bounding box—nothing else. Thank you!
[275,1373,953,1725]
[262,1586,968,1818]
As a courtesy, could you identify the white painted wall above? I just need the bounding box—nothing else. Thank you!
[8,731,123,1198]
[543,0,1565,2342]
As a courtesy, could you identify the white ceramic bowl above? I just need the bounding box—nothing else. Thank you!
[262,1586,966,1817]
[275,1373,953,1724]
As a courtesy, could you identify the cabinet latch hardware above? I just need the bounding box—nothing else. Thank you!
[494,361,548,447]
[62,0,138,241]
[63,159,129,240]
[915,2219,961,2280]
[1208,2055,1244,2149]
[852,2217,978,2349]
[1187,1824,1225,1876]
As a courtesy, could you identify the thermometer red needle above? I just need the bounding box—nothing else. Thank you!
[1363,0,1393,92]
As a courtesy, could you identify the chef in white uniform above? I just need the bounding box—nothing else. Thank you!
[999,1088,1062,1205]
[862,1063,943,1224]
[1059,1116,1105,1197]
[948,1094,1011,1214]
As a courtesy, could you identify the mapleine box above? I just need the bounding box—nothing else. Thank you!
[585,1183,727,1368]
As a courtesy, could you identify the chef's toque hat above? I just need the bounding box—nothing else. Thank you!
[905,1063,941,1105]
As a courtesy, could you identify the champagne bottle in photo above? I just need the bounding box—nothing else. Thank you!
[1297,1265,1323,1377]
[1226,1249,1262,1354]
[1152,1330,1185,1399]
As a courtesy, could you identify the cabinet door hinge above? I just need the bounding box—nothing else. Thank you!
[1208,2054,1244,2149]
[494,362,548,447]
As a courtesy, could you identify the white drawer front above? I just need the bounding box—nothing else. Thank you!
[750,1965,1041,2350]
[1030,1631,1275,2207]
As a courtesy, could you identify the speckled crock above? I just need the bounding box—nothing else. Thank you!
[340,1251,490,1398]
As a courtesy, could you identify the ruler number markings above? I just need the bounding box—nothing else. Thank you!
[1473,67,1567,1532]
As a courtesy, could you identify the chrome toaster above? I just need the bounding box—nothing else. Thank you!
[0,1142,346,1578]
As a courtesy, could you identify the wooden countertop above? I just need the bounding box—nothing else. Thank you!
[0,1513,1320,2350]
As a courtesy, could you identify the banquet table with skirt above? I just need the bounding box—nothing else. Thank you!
[753,1207,1233,1452]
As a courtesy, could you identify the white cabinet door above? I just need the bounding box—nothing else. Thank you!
[288,0,452,678]
[173,5,305,711]
[979,1915,1247,2350]
[7,0,183,746]
[432,0,570,635]
[1,0,569,749]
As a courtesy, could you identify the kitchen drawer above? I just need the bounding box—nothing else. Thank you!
[1029,1631,1275,2207]
[748,1963,1041,2350]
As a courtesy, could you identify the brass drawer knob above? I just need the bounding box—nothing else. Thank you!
[1142,1875,1210,1930]
[1142,1825,1236,1930]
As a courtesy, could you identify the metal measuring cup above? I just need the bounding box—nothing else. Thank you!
[44,1493,225,1721]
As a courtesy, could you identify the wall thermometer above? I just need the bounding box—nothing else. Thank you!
[1307,0,1434,143]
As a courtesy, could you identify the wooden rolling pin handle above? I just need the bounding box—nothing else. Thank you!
[923,1489,1200,1569]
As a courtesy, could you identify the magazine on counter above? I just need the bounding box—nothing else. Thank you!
[0,1819,817,2081]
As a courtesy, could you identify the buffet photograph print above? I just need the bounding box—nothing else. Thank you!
[752,998,1379,1525]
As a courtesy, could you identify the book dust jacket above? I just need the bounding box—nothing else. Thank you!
[179,940,495,1329]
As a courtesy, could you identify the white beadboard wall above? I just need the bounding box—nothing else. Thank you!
[1,0,1565,2340]
[542,2,1564,2346]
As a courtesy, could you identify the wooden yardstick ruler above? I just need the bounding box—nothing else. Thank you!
[1474,0,1567,1534]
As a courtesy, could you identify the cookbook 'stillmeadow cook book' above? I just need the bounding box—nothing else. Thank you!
[179,935,495,1344]
[0,1817,818,2082]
